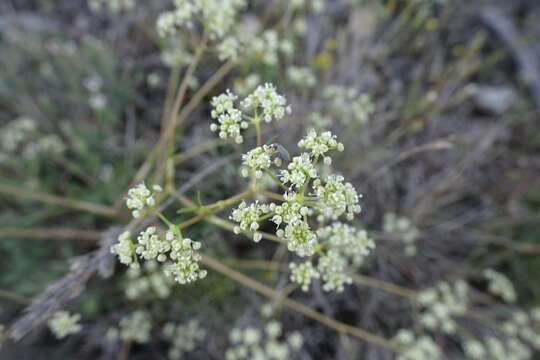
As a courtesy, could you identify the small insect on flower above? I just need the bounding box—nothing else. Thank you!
[268,143,291,162]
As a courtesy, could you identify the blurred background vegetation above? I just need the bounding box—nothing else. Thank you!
[1,0,540,359]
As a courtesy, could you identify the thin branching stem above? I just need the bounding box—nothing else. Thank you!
[0,227,101,242]
[0,183,122,219]
[132,59,236,186]
[0,289,31,305]
[201,254,402,353]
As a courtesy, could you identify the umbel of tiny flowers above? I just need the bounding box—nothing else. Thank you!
[298,128,344,165]
[317,222,375,267]
[164,229,207,284]
[156,0,246,40]
[383,213,420,256]
[483,268,517,303]
[317,250,352,292]
[112,189,206,285]
[290,261,320,291]
[313,174,362,221]
[393,329,441,360]
[224,123,372,292]
[124,260,174,300]
[210,90,246,144]
[48,311,82,339]
[126,183,162,218]
[417,280,469,334]
[230,201,270,243]
[226,320,303,360]
[119,310,152,344]
[280,153,318,190]
[111,231,138,267]
[163,320,206,360]
[322,85,375,126]
[241,144,280,178]
[210,84,291,144]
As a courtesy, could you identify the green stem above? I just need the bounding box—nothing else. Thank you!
[255,121,262,147]
[256,189,285,201]
[258,212,276,222]
[177,190,254,230]
[155,210,174,228]
[263,169,288,191]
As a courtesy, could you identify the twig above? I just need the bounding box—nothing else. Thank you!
[9,228,119,341]
[349,273,416,299]
[201,254,401,352]
[0,183,122,219]
[118,340,132,360]
[0,227,101,242]
[0,289,31,305]
[131,59,235,185]
[481,6,540,108]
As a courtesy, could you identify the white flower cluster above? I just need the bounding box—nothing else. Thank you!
[164,231,207,284]
[289,223,375,292]
[383,213,420,256]
[298,129,344,164]
[241,145,278,178]
[248,30,294,66]
[241,83,292,123]
[230,201,269,242]
[210,90,246,143]
[111,231,138,267]
[0,117,37,153]
[278,218,318,257]
[287,66,316,88]
[210,84,290,143]
[270,192,308,227]
[465,336,531,360]
[458,302,540,359]
[318,250,352,292]
[161,39,193,67]
[156,0,246,40]
[136,226,171,261]
[126,182,162,218]
[48,311,82,339]
[216,27,294,64]
[0,117,65,163]
[226,321,303,360]
[313,174,362,221]
[23,134,66,160]
[483,268,516,303]
[394,329,441,360]
[280,153,318,190]
[289,261,320,291]
[234,74,261,96]
[163,320,205,360]
[499,310,540,351]
[118,310,152,344]
[82,73,108,111]
[417,280,468,334]
[322,85,375,126]
[124,260,175,300]
[217,36,241,61]
[288,222,375,292]
[215,92,368,291]
[318,222,375,267]
[88,0,134,13]
[113,191,207,285]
